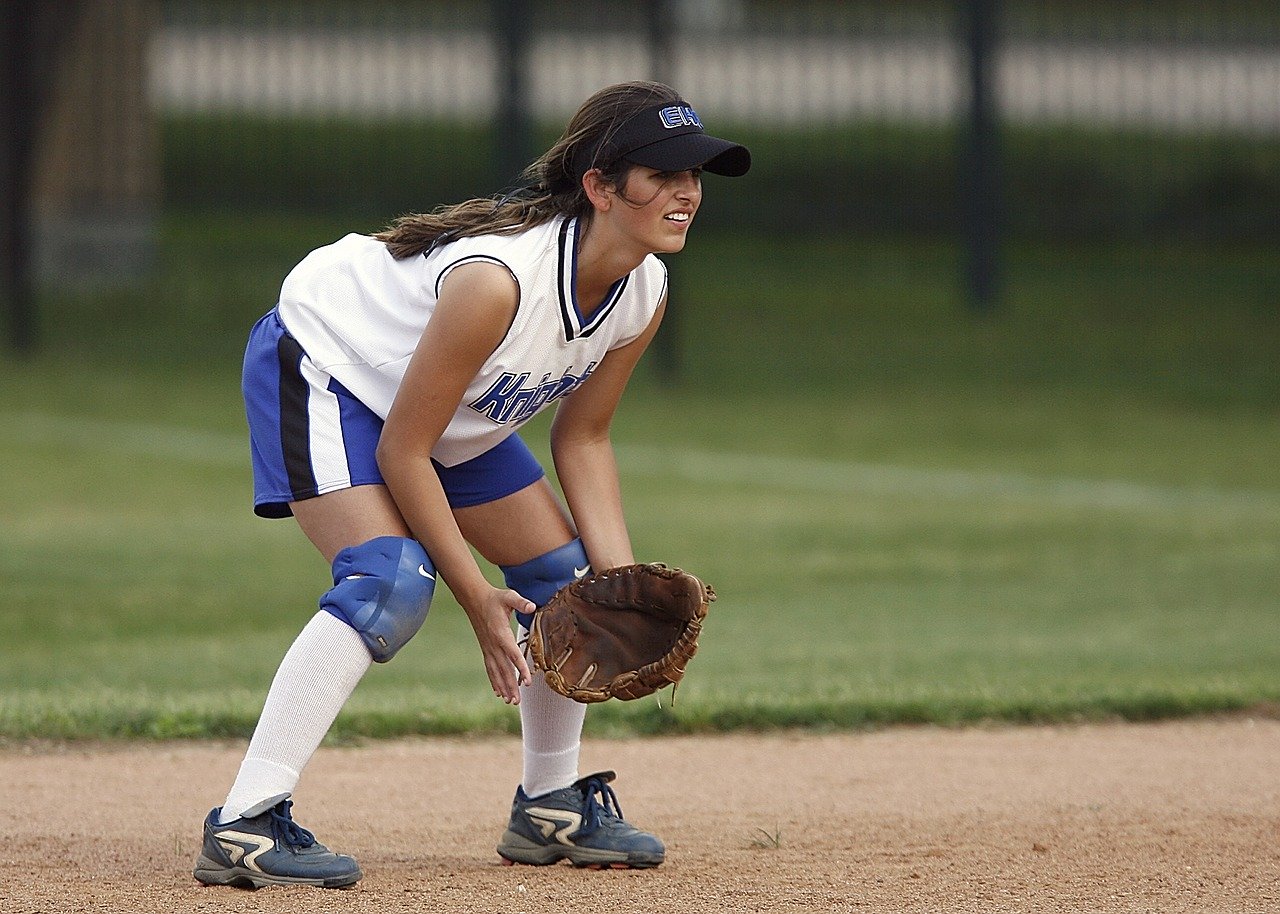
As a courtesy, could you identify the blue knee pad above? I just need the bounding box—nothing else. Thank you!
[501,538,590,630]
[320,536,435,662]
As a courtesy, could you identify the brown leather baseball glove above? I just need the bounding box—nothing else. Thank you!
[527,563,716,703]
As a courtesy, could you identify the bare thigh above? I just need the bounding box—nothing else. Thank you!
[290,484,411,565]
[291,478,574,571]
[452,477,577,567]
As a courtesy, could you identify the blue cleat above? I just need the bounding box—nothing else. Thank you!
[497,771,665,869]
[193,800,362,889]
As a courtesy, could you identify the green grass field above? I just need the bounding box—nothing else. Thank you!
[1,216,1277,741]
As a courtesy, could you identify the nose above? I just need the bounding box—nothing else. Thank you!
[672,170,702,200]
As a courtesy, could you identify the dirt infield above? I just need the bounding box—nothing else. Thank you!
[1,718,1276,913]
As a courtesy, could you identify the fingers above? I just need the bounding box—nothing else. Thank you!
[489,621,532,704]
[477,590,538,703]
[501,589,536,620]
[501,591,536,688]
[512,640,533,688]
[514,597,535,687]
[488,653,522,705]
[490,652,533,702]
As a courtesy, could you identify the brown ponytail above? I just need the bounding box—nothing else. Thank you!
[374,81,683,259]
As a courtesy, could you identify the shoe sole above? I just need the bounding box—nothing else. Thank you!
[496,831,664,869]
[194,854,362,890]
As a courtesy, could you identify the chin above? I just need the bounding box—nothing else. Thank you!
[656,234,690,254]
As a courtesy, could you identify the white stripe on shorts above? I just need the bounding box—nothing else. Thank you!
[298,355,354,495]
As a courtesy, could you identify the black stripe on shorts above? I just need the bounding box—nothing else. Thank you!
[276,331,317,500]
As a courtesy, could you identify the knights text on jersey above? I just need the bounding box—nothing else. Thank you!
[274,216,667,466]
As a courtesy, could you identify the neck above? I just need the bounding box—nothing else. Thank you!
[573,216,646,306]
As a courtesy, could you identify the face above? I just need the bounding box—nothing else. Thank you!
[601,165,704,255]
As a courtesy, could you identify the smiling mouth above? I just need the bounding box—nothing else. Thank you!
[664,212,691,224]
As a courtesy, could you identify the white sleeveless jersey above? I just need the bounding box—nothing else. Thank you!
[275,215,667,466]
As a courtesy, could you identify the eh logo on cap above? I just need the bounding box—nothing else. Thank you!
[659,105,703,130]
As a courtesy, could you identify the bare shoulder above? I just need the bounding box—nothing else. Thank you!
[437,259,519,312]
[425,259,520,352]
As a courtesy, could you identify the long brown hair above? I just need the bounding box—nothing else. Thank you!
[375,81,683,259]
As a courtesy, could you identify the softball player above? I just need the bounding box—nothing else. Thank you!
[193,80,750,888]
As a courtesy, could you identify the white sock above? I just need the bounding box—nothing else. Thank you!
[519,625,587,798]
[218,611,371,823]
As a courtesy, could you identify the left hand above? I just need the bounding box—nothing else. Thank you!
[463,585,535,704]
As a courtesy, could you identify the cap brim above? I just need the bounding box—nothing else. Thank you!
[623,133,751,177]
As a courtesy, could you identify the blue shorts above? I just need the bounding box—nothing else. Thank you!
[242,309,545,518]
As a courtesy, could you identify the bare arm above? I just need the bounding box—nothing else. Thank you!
[550,295,668,570]
[376,262,533,703]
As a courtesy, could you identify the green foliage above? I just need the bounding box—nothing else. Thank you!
[162,117,497,216]
[160,114,1280,241]
[3,217,1278,741]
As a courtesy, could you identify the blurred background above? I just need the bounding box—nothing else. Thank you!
[0,1,1276,737]
[5,0,1278,366]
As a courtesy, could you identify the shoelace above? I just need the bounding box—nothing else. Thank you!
[269,800,317,849]
[579,776,625,832]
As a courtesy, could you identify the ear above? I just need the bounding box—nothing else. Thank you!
[581,168,614,211]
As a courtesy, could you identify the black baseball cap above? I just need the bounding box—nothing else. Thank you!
[555,102,751,193]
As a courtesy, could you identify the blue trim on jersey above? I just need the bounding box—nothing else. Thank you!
[556,217,628,342]
[556,218,575,341]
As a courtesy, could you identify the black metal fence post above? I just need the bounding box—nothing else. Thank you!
[493,0,534,190]
[959,0,1001,313]
[1,3,36,354]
